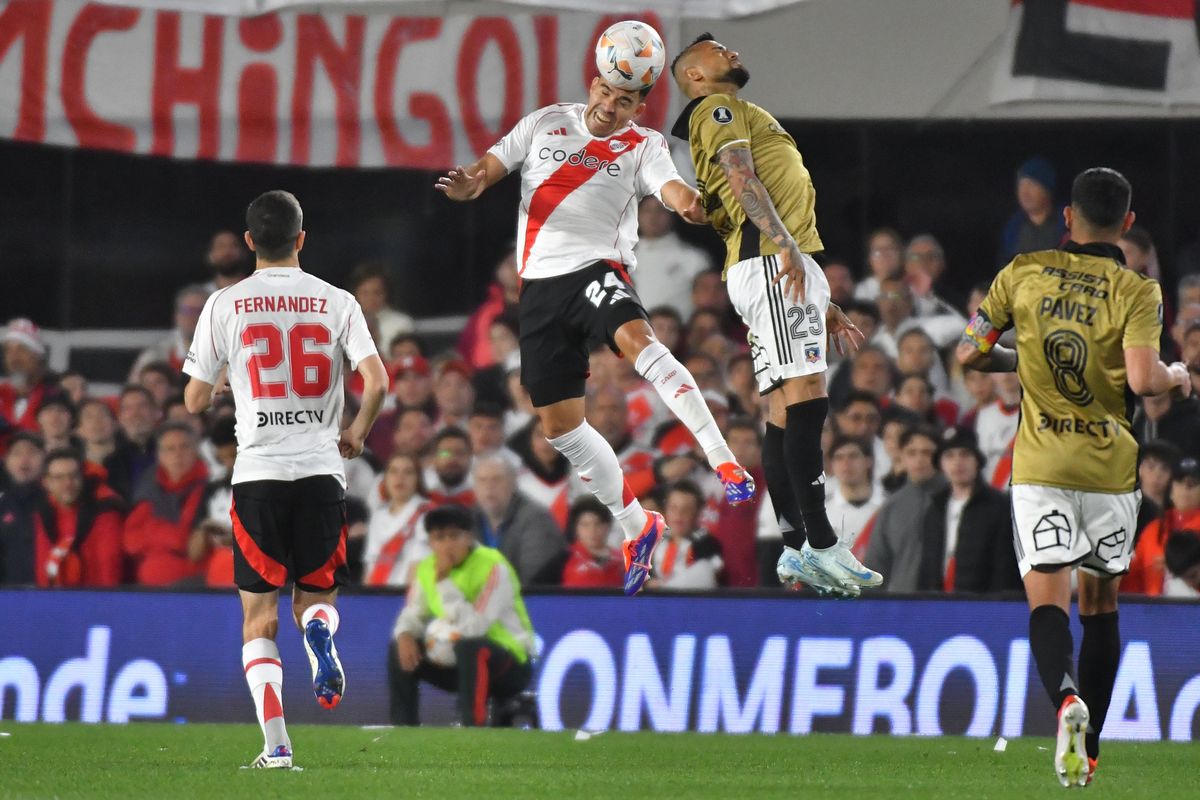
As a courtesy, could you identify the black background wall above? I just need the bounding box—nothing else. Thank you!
[2,117,1198,329]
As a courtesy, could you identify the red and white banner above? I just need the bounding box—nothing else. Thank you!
[0,1,682,168]
[991,0,1200,107]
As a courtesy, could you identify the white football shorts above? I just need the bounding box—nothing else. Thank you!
[726,252,830,395]
[1010,484,1140,577]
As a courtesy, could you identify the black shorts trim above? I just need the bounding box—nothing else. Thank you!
[231,475,349,593]
[518,260,648,408]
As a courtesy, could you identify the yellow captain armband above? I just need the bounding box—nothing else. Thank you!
[963,312,1001,353]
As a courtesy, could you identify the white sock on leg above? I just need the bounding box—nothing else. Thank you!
[634,342,736,469]
[243,638,289,753]
[300,602,340,635]
[548,421,647,540]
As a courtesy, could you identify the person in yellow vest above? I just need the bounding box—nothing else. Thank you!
[388,504,536,726]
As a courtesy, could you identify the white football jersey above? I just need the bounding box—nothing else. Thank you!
[184,268,378,486]
[488,103,681,281]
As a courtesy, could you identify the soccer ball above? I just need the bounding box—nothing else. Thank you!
[595,20,666,91]
[424,618,461,667]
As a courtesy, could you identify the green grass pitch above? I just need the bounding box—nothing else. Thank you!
[0,723,1192,799]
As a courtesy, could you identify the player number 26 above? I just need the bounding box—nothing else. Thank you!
[241,322,333,400]
[786,304,823,339]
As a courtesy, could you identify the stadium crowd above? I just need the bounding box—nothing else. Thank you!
[3,159,1200,598]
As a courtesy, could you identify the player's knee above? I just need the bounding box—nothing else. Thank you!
[614,321,654,360]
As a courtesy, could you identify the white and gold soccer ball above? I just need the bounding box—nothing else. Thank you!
[595,20,666,91]
[424,618,462,667]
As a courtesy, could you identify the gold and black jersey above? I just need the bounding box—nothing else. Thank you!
[977,242,1163,494]
[671,93,823,276]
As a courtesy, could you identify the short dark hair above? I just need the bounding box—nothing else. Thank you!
[842,299,880,322]
[156,420,197,442]
[666,478,705,508]
[1140,440,1181,469]
[899,425,941,452]
[829,435,871,460]
[210,414,238,448]
[490,312,519,339]
[897,372,934,396]
[567,495,613,541]
[670,32,715,80]
[425,504,474,535]
[1164,529,1200,577]
[246,190,303,261]
[897,327,935,349]
[469,402,504,422]
[118,384,155,406]
[1120,224,1154,253]
[433,426,471,450]
[347,260,392,297]
[388,332,426,356]
[44,447,83,472]
[8,431,44,451]
[838,390,881,413]
[647,305,684,327]
[1071,168,1131,230]
[139,361,177,386]
[725,416,761,443]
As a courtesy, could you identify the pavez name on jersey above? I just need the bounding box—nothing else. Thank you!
[973,241,1162,494]
[671,93,823,275]
[487,103,681,281]
[183,268,378,486]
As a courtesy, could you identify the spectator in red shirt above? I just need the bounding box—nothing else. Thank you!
[561,497,623,589]
[459,247,519,369]
[34,449,123,587]
[0,319,62,437]
[123,422,209,586]
[712,419,766,587]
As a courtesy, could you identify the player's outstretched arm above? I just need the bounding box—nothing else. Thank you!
[340,354,388,459]
[660,180,708,225]
[716,145,806,302]
[434,153,507,202]
[1125,347,1191,397]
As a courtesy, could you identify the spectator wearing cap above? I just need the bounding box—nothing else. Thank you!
[999,156,1066,263]
[129,284,210,380]
[1125,457,1200,596]
[825,437,883,552]
[1163,530,1200,598]
[854,228,905,304]
[560,497,624,588]
[649,480,723,590]
[36,396,80,453]
[1132,385,1200,459]
[433,359,476,432]
[123,422,210,586]
[861,426,946,592]
[34,449,124,587]
[712,419,767,587]
[366,355,434,462]
[473,313,520,410]
[918,429,1020,593]
[0,433,46,585]
[632,196,713,320]
[0,318,62,436]
[459,247,520,369]
[471,453,565,585]
[348,260,415,354]
[510,417,570,529]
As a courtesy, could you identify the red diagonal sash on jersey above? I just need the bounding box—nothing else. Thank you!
[520,128,647,275]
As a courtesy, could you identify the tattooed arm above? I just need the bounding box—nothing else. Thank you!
[717,145,806,301]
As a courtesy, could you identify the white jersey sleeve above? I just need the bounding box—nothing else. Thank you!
[340,301,378,370]
[635,133,682,203]
[487,108,549,173]
[183,289,230,384]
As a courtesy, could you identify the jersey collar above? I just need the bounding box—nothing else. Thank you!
[670,96,706,141]
[1062,240,1126,264]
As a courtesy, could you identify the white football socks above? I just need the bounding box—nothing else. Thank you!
[634,342,736,469]
[548,421,647,540]
[243,638,290,754]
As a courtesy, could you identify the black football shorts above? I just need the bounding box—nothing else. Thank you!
[230,474,349,593]
[518,260,648,407]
